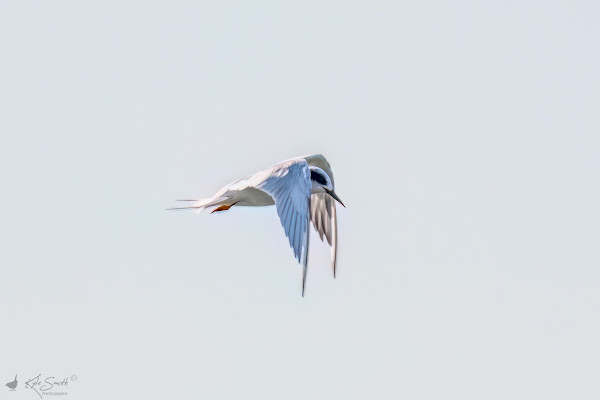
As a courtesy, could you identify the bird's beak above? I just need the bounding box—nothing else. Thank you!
[324,188,346,208]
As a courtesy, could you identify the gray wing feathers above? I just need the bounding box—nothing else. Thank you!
[257,160,312,266]
[330,203,337,277]
[310,192,338,276]
[310,193,334,244]
[305,153,339,277]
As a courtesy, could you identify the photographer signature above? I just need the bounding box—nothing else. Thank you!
[24,374,73,399]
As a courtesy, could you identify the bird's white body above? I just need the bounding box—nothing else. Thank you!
[210,185,276,207]
[171,154,343,296]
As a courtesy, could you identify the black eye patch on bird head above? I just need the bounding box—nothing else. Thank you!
[310,169,328,185]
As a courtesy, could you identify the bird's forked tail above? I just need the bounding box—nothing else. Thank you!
[166,197,230,214]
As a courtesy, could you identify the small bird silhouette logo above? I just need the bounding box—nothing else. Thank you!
[5,375,17,391]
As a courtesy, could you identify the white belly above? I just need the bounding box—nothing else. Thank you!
[232,187,275,207]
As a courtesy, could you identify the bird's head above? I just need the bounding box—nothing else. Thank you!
[309,166,345,207]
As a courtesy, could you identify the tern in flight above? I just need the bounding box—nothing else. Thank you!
[170,154,344,296]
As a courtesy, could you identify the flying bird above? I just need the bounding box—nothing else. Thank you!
[169,154,344,296]
[5,375,17,391]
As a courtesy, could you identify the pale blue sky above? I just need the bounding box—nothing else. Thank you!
[1,1,599,399]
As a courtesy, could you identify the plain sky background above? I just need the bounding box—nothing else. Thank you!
[1,1,599,399]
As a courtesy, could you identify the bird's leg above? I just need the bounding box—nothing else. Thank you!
[211,201,239,213]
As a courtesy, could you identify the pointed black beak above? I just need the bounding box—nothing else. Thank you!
[324,188,346,208]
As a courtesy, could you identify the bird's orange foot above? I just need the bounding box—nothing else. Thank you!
[211,202,239,213]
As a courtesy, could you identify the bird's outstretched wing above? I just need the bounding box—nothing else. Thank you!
[255,159,312,296]
[302,154,339,278]
[309,192,338,276]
